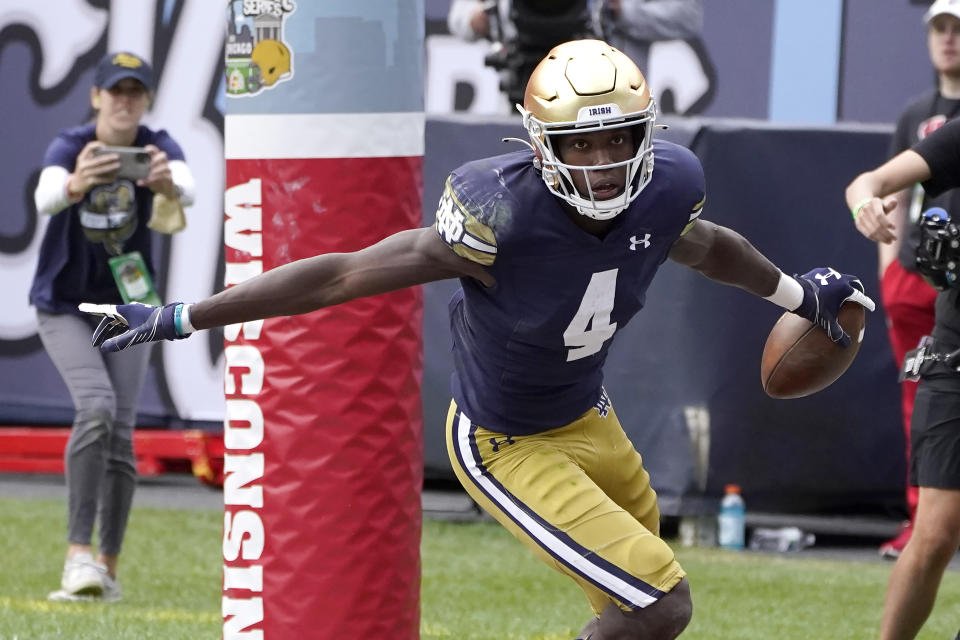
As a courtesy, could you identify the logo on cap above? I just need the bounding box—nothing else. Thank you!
[112,53,144,70]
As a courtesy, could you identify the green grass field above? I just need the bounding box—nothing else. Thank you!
[1,496,958,640]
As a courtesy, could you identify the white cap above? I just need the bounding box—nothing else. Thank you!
[926,0,960,23]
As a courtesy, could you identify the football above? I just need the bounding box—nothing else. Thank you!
[761,302,866,399]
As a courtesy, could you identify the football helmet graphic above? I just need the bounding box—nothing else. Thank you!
[251,39,291,87]
[520,39,656,220]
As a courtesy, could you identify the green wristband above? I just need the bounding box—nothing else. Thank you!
[851,197,872,220]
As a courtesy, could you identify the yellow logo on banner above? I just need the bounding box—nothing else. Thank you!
[225,0,296,97]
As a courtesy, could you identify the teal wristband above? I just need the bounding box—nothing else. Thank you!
[173,303,185,336]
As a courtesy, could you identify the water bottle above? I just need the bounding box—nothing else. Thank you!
[717,484,746,550]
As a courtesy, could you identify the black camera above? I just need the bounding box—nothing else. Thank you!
[483,0,598,106]
[916,207,960,290]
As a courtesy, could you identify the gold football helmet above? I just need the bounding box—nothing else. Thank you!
[520,39,656,220]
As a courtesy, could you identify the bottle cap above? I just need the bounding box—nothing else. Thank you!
[724,484,741,494]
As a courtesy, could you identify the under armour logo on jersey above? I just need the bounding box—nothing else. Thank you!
[629,234,651,251]
[815,267,842,286]
[489,435,515,452]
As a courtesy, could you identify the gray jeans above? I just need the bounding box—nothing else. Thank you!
[36,310,153,555]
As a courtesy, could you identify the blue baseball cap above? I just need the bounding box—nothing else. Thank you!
[94,52,153,91]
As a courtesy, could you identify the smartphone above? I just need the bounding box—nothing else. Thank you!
[93,145,152,181]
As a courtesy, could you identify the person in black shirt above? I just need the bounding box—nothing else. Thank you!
[846,114,960,640]
[852,0,960,559]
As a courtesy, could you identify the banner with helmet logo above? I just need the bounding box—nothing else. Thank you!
[225,0,295,96]
[222,2,425,638]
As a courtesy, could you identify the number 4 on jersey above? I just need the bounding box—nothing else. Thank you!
[563,269,618,361]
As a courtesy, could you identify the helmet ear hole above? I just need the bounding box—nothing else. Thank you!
[531,143,544,163]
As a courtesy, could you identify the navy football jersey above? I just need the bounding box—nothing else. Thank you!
[435,142,705,435]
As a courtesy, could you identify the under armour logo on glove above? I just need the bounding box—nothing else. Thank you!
[814,267,842,287]
[792,267,875,348]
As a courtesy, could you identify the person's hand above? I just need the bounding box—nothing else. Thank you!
[791,267,876,347]
[852,196,898,244]
[139,144,178,198]
[79,302,190,352]
[66,141,120,200]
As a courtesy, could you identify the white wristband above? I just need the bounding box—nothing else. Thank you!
[178,303,196,334]
[763,271,804,311]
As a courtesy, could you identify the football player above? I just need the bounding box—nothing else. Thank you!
[83,40,873,639]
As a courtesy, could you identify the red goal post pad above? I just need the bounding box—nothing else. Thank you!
[223,155,424,638]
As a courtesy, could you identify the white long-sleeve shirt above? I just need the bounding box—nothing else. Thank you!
[34,159,195,216]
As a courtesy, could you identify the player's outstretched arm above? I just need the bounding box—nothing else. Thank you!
[191,227,490,329]
[82,227,490,352]
[668,219,875,346]
[668,219,781,295]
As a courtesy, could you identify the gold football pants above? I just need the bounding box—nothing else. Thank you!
[445,398,685,614]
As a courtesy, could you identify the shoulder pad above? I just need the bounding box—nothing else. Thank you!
[434,176,498,266]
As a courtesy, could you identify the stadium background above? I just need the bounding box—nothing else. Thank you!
[0,0,936,518]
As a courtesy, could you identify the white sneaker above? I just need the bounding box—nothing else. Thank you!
[98,566,122,602]
[59,552,104,597]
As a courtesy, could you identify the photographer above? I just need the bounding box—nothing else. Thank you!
[31,51,195,602]
[447,0,599,107]
[846,115,960,640]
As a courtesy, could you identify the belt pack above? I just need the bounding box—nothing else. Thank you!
[900,336,960,382]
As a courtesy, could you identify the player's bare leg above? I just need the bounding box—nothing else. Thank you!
[578,577,692,639]
[879,487,960,640]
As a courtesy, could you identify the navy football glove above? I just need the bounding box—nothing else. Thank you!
[792,267,875,347]
[79,302,191,352]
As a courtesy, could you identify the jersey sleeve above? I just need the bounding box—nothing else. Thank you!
[671,143,706,237]
[679,193,705,236]
[434,175,498,266]
[915,117,960,198]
